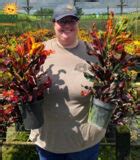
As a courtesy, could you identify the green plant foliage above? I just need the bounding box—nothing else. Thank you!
[131,147,140,160]
[116,125,130,133]
[2,128,38,160]
[2,145,38,160]
[98,143,116,160]
[34,8,53,17]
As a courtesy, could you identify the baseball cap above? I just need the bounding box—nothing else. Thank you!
[52,4,79,21]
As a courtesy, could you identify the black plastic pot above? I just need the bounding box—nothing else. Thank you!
[19,100,44,130]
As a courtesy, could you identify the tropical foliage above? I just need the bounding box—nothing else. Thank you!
[0,31,54,131]
[82,12,140,124]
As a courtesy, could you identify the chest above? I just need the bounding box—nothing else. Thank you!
[43,51,92,99]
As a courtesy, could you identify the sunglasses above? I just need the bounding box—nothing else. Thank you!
[57,18,78,25]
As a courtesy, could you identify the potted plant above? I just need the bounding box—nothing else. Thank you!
[0,35,53,130]
[81,13,140,158]
[81,12,140,127]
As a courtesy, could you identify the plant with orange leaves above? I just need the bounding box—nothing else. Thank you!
[82,12,140,124]
[1,35,53,104]
[19,29,54,42]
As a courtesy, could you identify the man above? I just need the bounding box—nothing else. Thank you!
[30,4,113,160]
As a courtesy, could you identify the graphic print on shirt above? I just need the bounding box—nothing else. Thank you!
[74,63,88,73]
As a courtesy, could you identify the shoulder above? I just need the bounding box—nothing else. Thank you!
[43,38,57,50]
[77,40,87,49]
[77,40,92,55]
[74,40,98,63]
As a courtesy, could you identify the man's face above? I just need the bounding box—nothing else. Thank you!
[54,16,79,46]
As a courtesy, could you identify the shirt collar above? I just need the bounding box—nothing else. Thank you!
[56,38,79,49]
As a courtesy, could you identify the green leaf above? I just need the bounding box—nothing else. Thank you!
[84,72,95,82]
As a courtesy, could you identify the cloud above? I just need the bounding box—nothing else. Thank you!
[0,0,139,10]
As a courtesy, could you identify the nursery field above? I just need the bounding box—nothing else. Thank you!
[0,11,140,160]
[0,12,140,37]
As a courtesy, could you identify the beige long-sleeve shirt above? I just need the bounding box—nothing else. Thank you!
[29,38,106,153]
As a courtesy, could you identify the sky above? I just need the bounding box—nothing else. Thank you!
[0,0,139,8]
[0,0,139,13]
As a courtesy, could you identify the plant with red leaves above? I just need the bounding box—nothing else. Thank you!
[82,12,140,124]
[0,33,53,129]
[1,35,53,104]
